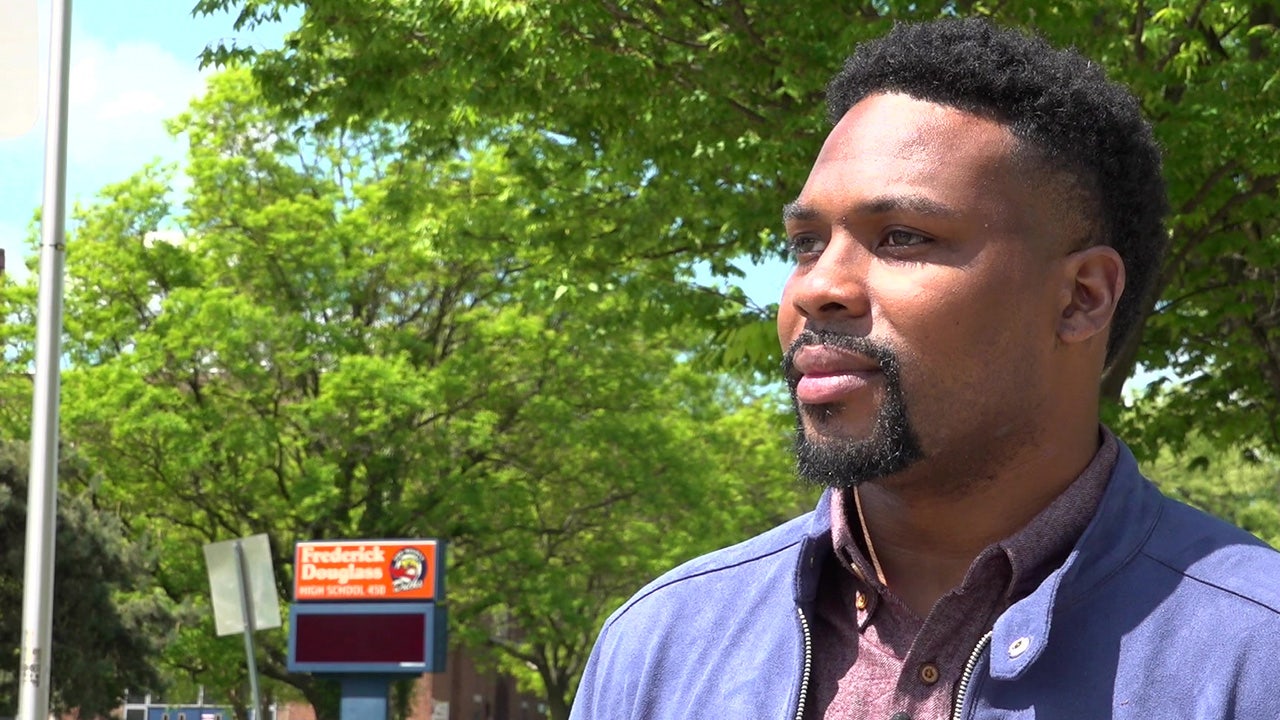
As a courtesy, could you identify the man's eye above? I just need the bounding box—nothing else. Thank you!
[882,229,930,248]
[788,235,827,258]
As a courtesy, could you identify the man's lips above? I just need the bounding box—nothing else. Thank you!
[791,345,882,405]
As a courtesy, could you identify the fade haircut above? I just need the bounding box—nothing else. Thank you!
[827,17,1169,366]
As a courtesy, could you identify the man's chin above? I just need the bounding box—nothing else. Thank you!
[790,381,923,488]
[793,429,924,489]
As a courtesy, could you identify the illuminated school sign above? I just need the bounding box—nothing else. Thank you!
[293,540,444,602]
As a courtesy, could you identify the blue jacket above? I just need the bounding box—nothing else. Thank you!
[571,443,1280,719]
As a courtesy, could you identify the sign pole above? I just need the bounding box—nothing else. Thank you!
[17,2,73,720]
[339,676,391,720]
[235,540,263,720]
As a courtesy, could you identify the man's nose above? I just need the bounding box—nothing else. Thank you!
[786,235,872,324]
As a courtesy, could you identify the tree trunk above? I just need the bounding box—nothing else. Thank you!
[545,690,572,720]
[537,665,573,720]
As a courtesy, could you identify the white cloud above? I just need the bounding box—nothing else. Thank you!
[0,15,212,269]
[67,36,209,171]
[2,2,280,271]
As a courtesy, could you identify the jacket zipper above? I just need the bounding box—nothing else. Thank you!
[794,606,813,720]
[950,631,992,720]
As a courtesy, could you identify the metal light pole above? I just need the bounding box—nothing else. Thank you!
[17,2,73,720]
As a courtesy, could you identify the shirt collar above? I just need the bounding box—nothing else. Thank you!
[827,427,1120,607]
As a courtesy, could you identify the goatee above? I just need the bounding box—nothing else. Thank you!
[783,329,923,488]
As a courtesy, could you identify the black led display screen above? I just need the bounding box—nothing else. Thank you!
[293,612,427,663]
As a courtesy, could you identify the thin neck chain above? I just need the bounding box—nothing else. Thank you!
[853,485,888,586]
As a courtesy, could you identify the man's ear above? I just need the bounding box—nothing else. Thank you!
[1057,245,1125,346]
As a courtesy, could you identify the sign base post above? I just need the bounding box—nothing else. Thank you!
[339,675,392,720]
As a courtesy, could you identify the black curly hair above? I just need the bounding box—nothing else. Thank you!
[826,17,1169,367]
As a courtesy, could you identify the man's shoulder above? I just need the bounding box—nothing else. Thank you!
[572,508,821,720]
[1141,489,1280,614]
[602,508,821,632]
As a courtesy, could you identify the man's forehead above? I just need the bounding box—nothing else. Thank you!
[817,92,1020,166]
[785,92,1093,247]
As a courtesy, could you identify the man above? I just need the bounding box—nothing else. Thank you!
[570,17,1280,720]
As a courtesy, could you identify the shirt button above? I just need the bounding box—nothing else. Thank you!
[855,592,868,610]
[889,713,911,720]
[918,663,940,685]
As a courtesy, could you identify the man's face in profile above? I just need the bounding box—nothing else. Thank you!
[778,92,1082,492]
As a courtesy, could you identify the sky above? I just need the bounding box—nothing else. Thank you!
[0,0,287,282]
[0,0,791,303]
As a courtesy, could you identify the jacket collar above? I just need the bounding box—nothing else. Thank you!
[790,441,1162,680]
[794,487,833,606]
[987,441,1161,679]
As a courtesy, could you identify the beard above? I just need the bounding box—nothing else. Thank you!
[784,329,924,488]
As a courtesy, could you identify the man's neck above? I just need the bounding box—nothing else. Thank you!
[853,427,1101,617]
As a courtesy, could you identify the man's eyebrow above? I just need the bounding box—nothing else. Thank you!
[781,201,820,223]
[862,194,961,218]
[782,194,961,223]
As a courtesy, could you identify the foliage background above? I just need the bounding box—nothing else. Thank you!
[1,1,1278,718]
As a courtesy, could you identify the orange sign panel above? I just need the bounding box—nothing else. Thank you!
[293,540,442,602]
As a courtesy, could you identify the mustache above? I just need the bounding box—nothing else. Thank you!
[782,328,899,384]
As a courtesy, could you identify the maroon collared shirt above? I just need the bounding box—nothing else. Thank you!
[807,430,1119,720]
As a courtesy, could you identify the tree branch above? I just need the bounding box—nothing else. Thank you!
[1132,0,1147,63]
[1178,159,1240,216]
[1155,0,1211,72]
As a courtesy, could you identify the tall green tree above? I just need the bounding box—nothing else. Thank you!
[3,68,811,720]
[0,441,167,718]
[194,0,1280,452]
